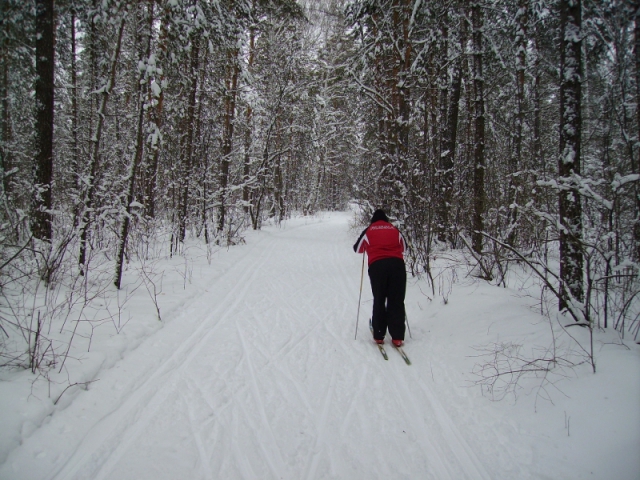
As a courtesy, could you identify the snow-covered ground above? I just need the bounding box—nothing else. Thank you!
[1,212,639,479]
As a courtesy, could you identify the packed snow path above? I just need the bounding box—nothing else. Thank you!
[6,214,490,480]
[4,213,638,480]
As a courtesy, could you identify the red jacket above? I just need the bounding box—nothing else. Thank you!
[354,220,405,266]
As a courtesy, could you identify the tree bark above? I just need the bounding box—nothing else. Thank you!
[70,6,79,183]
[243,1,256,217]
[533,32,542,176]
[78,15,126,273]
[145,0,169,220]
[436,10,449,242]
[32,0,55,242]
[558,0,584,312]
[178,37,200,243]
[218,48,239,236]
[115,1,153,289]
[471,1,486,255]
[0,15,11,202]
[439,7,465,246]
[508,0,528,246]
[634,5,640,260]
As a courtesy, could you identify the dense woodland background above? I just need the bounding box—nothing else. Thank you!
[1,0,639,370]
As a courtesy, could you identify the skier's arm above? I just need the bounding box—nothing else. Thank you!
[353,228,368,253]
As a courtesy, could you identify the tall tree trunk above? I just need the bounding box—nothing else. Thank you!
[78,15,126,273]
[243,1,256,217]
[0,13,11,202]
[634,5,640,261]
[471,1,486,255]
[439,7,464,246]
[69,5,83,229]
[251,111,277,230]
[70,6,79,182]
[218,48,239,236]
[394,0,411,216]
[558,0,584,313]
[195,55,207,244]
[273,150,284,222]
[376,0,411,210]
[145,0,169,220]
[201,139,210,245]
[395,0,411,155]
[178,37,200,243]
[436,8,450,243]
[508,0,528,245]
[533,32,542,176]
[32,0,55,242]
[371,9,390,206]
[115,2,153,289]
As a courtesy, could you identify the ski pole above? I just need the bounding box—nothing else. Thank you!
[405,313,413,339]
[354,253,365,340]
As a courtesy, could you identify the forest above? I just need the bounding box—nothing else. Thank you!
[1,0,639,370]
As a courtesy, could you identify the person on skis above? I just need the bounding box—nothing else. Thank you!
[353,209,407,347]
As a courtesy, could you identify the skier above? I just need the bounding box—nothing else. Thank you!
[353,209,407,347]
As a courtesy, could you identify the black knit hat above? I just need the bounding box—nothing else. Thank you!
[370,209,389,223]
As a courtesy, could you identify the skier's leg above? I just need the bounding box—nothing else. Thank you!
[368,260,388,340]
[386,258,406,341]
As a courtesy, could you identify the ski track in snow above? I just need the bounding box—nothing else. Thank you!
[53,226,282,480]
[4,213,495,480]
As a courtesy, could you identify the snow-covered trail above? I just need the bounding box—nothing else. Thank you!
[5,212,639,480]
[1,213,493,480]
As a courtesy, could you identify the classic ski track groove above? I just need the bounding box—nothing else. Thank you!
[387,369,455,477]
[235,320,288,479]
[48,233,279,480]
[302,367,336,480]
[96,246,277,478]
[339,363,370,438]
[411,372,492,480]
[181,389,213,480]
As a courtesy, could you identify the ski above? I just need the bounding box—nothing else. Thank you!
[376,343,389,360]
[392,345,411,365]
[369,318,388,360]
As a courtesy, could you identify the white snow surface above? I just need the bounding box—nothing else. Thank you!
[1,212,639,480]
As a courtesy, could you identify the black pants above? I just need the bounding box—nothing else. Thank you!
[369,257,406,341]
